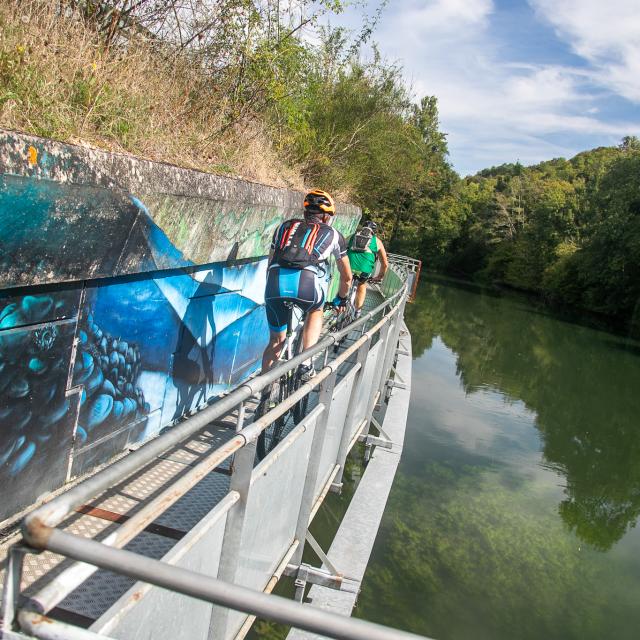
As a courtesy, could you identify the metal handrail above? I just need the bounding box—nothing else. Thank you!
[3,259,426,640]
[22,285,404,535]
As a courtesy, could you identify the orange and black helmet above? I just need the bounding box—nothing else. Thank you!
[304,189,336,215]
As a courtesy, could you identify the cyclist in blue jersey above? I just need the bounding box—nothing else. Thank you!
[261,189,353,378]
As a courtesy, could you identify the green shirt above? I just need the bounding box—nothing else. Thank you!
[347,234,378,275]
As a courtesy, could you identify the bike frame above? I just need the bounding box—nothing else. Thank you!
[283,302,306,363]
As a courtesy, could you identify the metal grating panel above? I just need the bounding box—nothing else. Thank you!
[58,532,175,621]
[159,424,236,470]
[20,513,116,597]
[155,472,230,532]
[94,506,229,640]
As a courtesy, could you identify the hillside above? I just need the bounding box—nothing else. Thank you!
[0,0,451,204]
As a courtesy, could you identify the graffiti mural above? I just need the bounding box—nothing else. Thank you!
[0,183,273,520]
[69,260,268,477]
[0,290,81,518]
[0,134,357,522]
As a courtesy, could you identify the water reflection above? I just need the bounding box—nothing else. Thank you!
[356,277,640,640]
[405,278,640,551]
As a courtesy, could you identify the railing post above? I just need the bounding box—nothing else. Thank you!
[376,294,407,408]
[360,320,393,462]
[208,413,256,640]
[290,369,338,569]
[332,337,371,491]
[1,544,27,634]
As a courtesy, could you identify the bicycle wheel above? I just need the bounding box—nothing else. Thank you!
[292,330,310,424]
[333,303,355,353]
[256,375,289,460]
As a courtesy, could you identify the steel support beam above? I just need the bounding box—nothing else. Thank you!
[290,369,338,569]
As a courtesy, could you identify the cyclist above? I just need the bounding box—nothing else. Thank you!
[261,189,353,379]
[346,220,388,316]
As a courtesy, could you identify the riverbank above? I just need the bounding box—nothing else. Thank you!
[425,270,640,340]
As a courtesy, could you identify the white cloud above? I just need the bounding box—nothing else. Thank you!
[394,0,493,33]
[529,0,640,102]
[365,0,640,173]
[316,1,640,173]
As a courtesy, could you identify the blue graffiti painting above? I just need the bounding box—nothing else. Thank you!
[0,173,273,522]
[0,290,80,519]
[69,259,269,475]
[74,310,151,448]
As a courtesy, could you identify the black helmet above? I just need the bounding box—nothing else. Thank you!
[364,220,378,232]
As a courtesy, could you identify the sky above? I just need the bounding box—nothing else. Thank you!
[322,0,640,175]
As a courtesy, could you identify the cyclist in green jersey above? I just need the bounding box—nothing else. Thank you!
[346,220,388,316]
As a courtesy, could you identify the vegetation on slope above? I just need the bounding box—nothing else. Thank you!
[0,0,451,198]
[1,2,638,331]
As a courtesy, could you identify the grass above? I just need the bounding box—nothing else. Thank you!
[0,0,304,189]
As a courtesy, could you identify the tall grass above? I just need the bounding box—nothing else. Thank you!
[0,0,303,188]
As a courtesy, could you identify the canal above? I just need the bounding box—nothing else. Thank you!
[354,275,640,640]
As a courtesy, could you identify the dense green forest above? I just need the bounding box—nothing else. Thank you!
[2,2,638,332]
[399,138,640,336]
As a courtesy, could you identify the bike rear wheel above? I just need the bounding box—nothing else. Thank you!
[291,330,310,423]
[256,375,290,460]
[332,301,356,353]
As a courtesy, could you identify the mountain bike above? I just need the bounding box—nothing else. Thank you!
[327,273,375,351]
[255,302,311,460]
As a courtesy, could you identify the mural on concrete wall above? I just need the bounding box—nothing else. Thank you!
[0,182,268,520]
[0,290,81,518]
[0,132,358,522]
[71,259,268,477]
[0,131,360,288]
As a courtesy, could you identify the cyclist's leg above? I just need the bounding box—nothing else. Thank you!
[262,268,289,372]
[354,273,369,312]
[262,329,286,372]
[301,270,325,350]
[302,307,324,350]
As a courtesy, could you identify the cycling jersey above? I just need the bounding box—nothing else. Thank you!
[270,220,347,271]
[347,234,378,275]
[265,219,347,332]
[265,267,324,332]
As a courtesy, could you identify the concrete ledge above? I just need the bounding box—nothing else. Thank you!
[0,129,360,288]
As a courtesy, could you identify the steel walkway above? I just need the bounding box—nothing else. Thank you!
[0,258,424,640]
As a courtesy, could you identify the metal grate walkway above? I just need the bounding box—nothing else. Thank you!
[0,285,388,631]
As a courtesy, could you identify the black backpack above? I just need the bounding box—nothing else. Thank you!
[272,219,321,269]
[350,227,374,253]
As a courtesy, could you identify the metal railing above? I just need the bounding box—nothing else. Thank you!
[1,257,428,640]
[386,253,421,301]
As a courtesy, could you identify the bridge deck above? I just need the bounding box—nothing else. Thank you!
[0,286,387,632]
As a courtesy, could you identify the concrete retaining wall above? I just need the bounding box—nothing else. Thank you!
[0,130,360,524]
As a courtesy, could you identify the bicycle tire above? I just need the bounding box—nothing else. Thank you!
[332,303,356,353]
[256,375,289,460]
[292,330,310,424]
[292,370,310,423]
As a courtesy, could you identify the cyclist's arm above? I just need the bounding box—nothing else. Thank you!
[373,239,389,281]
[337,255,352,298]
[334,232,352,298]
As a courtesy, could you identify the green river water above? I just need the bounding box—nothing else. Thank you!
[252,275,640,640]
[354,276,640,640]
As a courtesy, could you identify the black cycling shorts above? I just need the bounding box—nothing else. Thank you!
[265,267,324,332]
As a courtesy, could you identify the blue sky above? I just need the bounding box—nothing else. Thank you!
[321,0,640,175]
